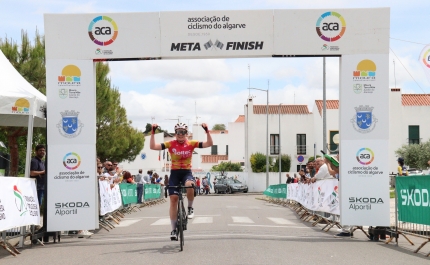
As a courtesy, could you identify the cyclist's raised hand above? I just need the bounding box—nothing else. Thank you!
[152,124,159,134]
[201,123,209,133]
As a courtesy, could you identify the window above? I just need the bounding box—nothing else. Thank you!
[211,145,218,155]
[270,134,279,155]
[409,126,420,144]
[296,165,306,172]
[226,145,228,155]
[296,134,306,155]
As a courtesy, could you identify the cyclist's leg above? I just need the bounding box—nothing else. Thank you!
[182,171,196,218]
[169,171,181,239]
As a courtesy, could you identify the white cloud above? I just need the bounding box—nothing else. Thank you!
[156,80,228,98]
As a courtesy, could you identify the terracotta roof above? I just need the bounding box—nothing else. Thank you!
[315,100,339,116]
[253,105,310,114]
[235,115,245,122]
[402,94,430,106]
[201,155,228,163]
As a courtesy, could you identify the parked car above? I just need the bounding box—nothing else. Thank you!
[406,168,424,176]
[214,178,248,194]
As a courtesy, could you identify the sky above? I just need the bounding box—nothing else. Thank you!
[1,0,429,133]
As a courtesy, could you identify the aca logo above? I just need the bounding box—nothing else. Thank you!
[351,105,378,133]
[63,152,81,170]
[13,185,28,216]
[353,60,376,81]
[316,11,346,42]
[356,148,374,165]
[58,65,81,86]
[88,16,118,46]
[422,48,430,68]
[11,98,30,114]
[56,110,84,139]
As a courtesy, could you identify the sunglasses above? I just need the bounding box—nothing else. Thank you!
[106,164,113,166]
[97,166,103,169]
[176,130,187,135]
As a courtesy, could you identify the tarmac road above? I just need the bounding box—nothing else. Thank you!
[1,194,429,264]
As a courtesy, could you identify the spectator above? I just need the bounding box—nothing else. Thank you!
[97,162,105,180]
[103,161,122,185]
[293,173,298,183]
[123,171,135,184]
[397,157,407,176]
[312,158,333,182]
[196,177,201,194]
[143,170,151,183]
[202,177,209,195]
[30,144,46,207]
[135,169,145,203]
[286,173,292,184]
[164,175,169,186]
[299,169,306,183]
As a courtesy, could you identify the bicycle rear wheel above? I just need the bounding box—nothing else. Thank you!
[178,200,184,251]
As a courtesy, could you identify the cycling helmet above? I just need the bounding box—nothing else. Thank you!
[174,123,188,132]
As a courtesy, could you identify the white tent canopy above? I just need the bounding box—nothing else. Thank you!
[0,50,46,127]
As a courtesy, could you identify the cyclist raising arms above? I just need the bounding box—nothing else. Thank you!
[150,122,213,240]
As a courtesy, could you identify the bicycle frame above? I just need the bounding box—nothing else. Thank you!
[165,182,195,251]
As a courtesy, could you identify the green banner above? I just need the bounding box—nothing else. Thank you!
[263,184,287,198]
[144,184,162,200]
[119,183,137,205]
[396,175,430,225]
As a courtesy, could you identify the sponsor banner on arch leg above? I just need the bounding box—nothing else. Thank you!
[340,140,389,226]
[46,59,95,145]
[47,144,97,231]
[339,54,389,140]
[396,176,430,226]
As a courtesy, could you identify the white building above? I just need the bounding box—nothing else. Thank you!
[123,88,430,176]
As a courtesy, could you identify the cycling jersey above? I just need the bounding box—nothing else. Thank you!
[162,140,202,170]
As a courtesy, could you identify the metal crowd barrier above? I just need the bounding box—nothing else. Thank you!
[384,176,430,257]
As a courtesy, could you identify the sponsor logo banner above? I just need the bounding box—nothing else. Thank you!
[47,144,97,231]
[286,180,339,215]
[0,177,40,231]
[160,10,273,58]
[340,140,389,226]
[397,175,430,226]
[99,181,122,215]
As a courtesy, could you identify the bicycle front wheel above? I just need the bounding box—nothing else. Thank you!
[178,200,184,251]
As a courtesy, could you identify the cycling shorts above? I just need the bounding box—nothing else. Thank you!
[168,169,195,196]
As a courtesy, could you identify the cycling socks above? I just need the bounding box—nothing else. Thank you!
[171,220,177,231]
[188,200,194,208]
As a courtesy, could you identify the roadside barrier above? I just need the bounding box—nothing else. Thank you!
[0,177,41,256]
[386,175,430,257]
[262,179,368,237]
[0,179,167,257]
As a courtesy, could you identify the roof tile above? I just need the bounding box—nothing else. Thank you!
[253,105,310,114]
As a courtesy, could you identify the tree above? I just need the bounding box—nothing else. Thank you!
[250,152,270,173]
[307,155,321,163]
[143,123,167,135]
[272,154,291,172]
[95,62,144,162]
[212,124,226,130]
[0,30,46,176]
[395,140,430,169]
[211,161,243,172]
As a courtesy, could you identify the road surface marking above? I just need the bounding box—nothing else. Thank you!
[150,218,171,226]
[192,217,213,224]
[232,216,254,223]
[267,217,296,225]
[228,224,308,229]
[115,219,142,227]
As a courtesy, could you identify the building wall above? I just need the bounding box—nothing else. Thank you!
[227,121,245,162]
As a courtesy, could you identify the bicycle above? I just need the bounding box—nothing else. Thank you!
[164,182,196,251]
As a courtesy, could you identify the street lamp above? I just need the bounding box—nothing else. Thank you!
[248,87,269,189]
[279,103,282,184]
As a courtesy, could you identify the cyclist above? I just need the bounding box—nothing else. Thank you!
[150,122,213,240]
